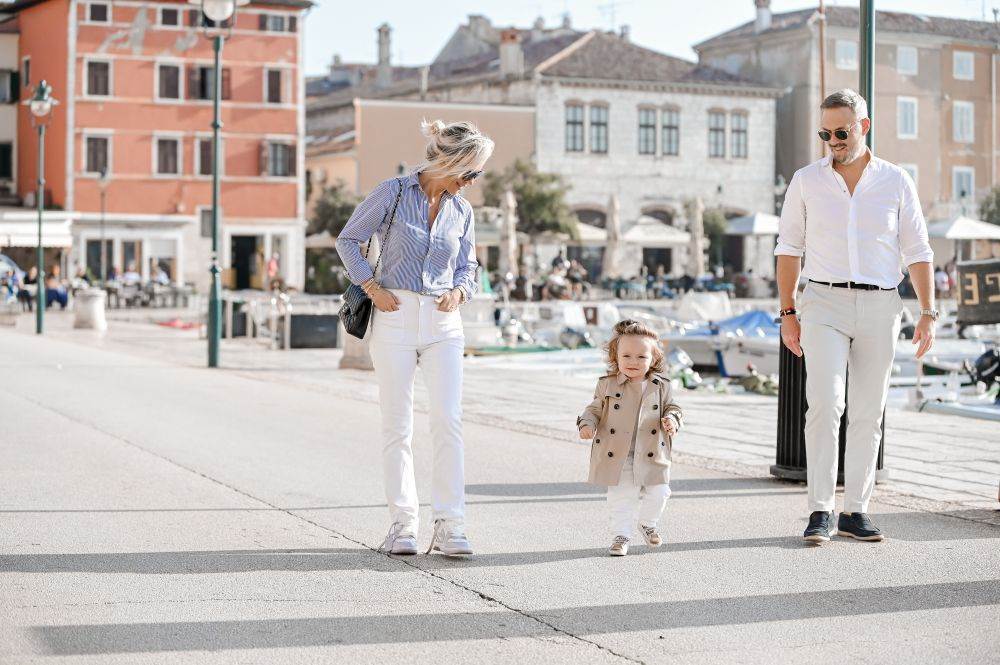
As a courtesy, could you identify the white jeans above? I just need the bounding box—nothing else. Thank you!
[607,456,671,539]
[799,282,902,514]
[368,289,466,533]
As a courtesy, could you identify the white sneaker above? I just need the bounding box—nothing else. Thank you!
[640,525,663,547]
[381,523,417,555]
[426,519,473,556]
[609,535,629,556]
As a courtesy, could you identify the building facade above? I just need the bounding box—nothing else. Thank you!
[695,1,1000,222]
[6,0,309,291]
[308,16,780,279]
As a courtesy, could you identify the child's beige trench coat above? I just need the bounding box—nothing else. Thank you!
[577,372,684,487]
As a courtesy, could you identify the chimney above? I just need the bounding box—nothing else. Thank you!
[419,65,429,99]
[754,0,772,33]
[531,16,544,40]
[376,23,392,89]
[619,24,630,41]
[561,13,571,29]
[499,29,524,78]
[468,14,492,40]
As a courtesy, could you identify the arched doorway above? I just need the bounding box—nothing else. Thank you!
[568,207,607,280]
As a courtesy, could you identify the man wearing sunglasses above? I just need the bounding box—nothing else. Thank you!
[774,88,936,545]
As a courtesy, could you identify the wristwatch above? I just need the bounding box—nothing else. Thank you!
[919,308,940,321]
[778,307,797,317]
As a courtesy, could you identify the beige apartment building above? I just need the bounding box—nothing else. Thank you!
[695,1,999,221]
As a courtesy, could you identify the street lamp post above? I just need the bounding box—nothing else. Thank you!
[24,81,57,335]
[98,166,109,287]
[189,0,248,368]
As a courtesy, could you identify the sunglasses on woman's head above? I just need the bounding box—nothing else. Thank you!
[461,170,483,182]
[817,120,859,142]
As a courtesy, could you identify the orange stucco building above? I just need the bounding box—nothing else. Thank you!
[6,0,309,290]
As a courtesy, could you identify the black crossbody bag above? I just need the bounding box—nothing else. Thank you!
[339,179,404,339]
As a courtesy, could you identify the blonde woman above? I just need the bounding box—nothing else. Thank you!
[336,120,494,556]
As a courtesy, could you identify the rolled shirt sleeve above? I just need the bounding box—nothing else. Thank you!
[898,170,934,267]
[774,171,806,258]
[335,179,396,285]
[452,202,480,301]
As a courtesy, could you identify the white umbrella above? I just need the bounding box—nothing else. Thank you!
[726,212,779,236]
[601,193,623,278]
[575,222,608,246]
[304,230,336,249]
[685,197,706,278]
[499,188,519,278]
[622,215,691,247]
[927,215,1000,261]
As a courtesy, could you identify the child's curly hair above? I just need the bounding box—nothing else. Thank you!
[604,319,665,377]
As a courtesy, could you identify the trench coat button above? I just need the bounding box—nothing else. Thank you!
[595,438,601,444]
[652,404,658,410]
[652,379,659,384]
[614,404,620,410]
[647,452,654,457]
[607,451,614,458]
[651,429,657,435]
[615,393,621,398]
[610,428,615,434]
[660,442,665,447]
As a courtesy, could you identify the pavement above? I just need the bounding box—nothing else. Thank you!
[1,310,999,664]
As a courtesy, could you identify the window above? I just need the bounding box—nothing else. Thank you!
[265,142,296,177]
[87,2,109,23]
[638,108,656,155]
[590,105,608,154]
[565,104,584,152]
[896,45,918,76]
[662,107,679,156]
[953,101,974,143]
[897,97,917,139]
[22,57,30,89]
[731,112,748,159]
[155,137,180,175]
[835,40,858,70]
[85,60,111,96]
[265,69,283,104]
[85,136,109,174]
[258,13,297,32]
[708,111,726,158]
[0,143,12,179]
[196,137,223,176]
[900,164,918,186]
[200,208,216,238]
[159,7,180,26]
[952,167,974,201]
[953,51,974,81]
[187,66,231,101]
[0,69,18,103]
[157,63,181,100]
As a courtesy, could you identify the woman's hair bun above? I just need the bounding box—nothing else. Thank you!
[421,119,446,138]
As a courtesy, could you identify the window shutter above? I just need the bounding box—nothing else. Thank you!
[259,141,269,176]
[221,68,231,100]
[288,15,297,32]
[288,144,297,176]
[259,14,268,31]
[186,66,199,99]
[188,8,200,26]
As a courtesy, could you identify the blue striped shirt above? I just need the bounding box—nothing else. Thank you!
[336,173,479,300]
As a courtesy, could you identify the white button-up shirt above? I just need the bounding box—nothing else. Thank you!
[774,150,933,289]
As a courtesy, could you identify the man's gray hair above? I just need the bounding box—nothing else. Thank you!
[820,88,869,119]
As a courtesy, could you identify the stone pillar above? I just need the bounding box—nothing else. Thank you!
[73,288,108,332]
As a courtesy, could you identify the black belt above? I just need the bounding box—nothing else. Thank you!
[808,279,895,291]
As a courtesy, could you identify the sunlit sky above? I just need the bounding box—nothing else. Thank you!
[303,0,1000,76]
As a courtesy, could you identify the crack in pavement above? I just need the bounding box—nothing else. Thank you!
[3,389,644,664]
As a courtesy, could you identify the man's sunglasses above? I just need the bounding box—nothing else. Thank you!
[817,120,860,142]
[461,170,483,182]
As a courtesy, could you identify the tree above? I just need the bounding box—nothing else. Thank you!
[308,180,360,237]
[702,208,728,268]
[979,186,1000,226]
[482,159,579,240]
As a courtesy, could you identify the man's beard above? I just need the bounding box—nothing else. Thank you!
[832,144,865,165]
